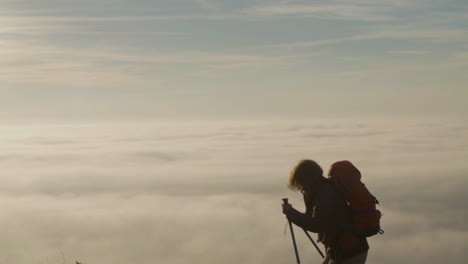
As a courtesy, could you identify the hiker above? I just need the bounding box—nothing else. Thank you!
[282,160,369,264]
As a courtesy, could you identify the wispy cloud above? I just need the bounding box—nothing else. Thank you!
[0,37,296,86]
[329,58,468,77]
[243,0,417,21]
[0,13,247,23]
[388,50,432,55]
[0,0,421,23]
[196,0,222,12]
[266,28,468,48]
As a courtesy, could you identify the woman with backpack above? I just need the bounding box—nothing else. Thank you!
[282,160,379,264]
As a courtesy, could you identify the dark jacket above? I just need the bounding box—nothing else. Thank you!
[286,179,369,259]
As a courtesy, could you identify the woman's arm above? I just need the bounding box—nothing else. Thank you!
[286,186,337,233]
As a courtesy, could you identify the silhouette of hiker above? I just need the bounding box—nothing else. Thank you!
[282,160,369,264]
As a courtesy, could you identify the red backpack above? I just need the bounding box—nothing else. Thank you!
[328,160,383,237]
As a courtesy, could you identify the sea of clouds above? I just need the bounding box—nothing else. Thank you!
[0,117,466,264]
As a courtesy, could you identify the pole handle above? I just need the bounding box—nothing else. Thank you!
[282,198,300,264]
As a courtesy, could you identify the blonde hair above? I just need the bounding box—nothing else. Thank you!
[288,159,324,191]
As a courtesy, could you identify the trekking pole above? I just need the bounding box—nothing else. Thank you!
[282,198,301,264]
[302,229,325,258]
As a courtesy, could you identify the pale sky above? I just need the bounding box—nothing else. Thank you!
[1,0,467,121]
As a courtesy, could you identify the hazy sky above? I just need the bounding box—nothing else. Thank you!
[1,0,467,121]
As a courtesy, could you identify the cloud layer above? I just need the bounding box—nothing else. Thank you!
[0,118,466,263]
